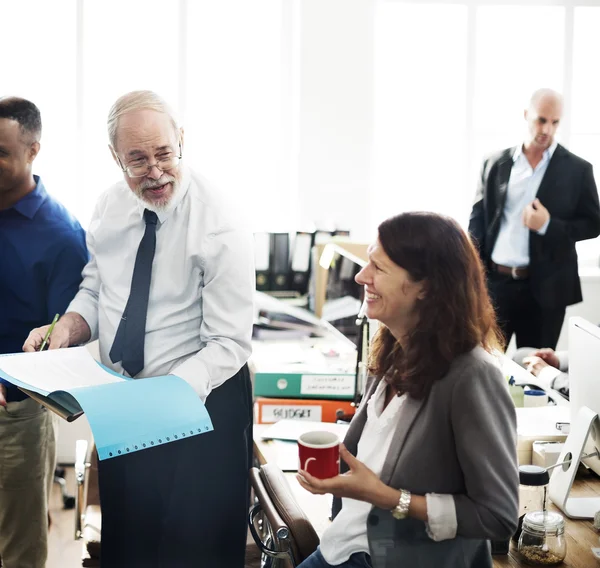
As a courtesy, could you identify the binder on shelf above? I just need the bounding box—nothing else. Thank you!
[254,232,271,291]
[270,232,290,291]
[289,231,314,295]
[254,371,356,400]
[333,229,350,238]
[314,230,335,246]
[0,347,213,460]
[255,397,355,424]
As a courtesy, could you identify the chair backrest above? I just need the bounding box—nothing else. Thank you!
[249,463,319,567]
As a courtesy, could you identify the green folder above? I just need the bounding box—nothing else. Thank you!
[253,371,355,400]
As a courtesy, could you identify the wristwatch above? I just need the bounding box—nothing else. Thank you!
[391,489,411,520]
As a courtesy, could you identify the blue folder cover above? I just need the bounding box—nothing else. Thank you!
[0,349,213,460]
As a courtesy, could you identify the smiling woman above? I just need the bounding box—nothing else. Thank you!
[296,212,519,568]
[365,212,503,400]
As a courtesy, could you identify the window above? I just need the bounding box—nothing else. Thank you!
[372,3,468,227]
[2,0,288,229]
[571,6,600,261]
[472,5,564,173]
[374,0,600,263]
[185,0,288,230]
[0,0,77,210]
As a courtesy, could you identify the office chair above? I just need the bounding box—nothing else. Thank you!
[248,463,319,568]
[54,466,76,509]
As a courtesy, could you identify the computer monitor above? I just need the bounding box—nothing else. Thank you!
[548,316,600,518]
[320,245,366,346]
[567,317,600,476]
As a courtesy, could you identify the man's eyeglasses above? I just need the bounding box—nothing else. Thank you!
[117,143,183,178]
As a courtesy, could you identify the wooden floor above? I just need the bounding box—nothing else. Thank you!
[47,467,83,568]
[46,468,263,568]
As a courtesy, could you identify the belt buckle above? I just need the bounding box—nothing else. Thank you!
[511,267,521,280]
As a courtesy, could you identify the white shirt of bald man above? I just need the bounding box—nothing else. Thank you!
[67,165,255,401]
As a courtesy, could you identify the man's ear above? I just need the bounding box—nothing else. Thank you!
[179,127,185,151]
[109,145,121,168]
[28,141,40,163]
[524,108,529,121]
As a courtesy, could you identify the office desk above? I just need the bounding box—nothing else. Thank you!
[254,429,600,567]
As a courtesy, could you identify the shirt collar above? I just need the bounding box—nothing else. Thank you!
[135,165,192,224]
[11,176,48,219]
[513,140,558,163]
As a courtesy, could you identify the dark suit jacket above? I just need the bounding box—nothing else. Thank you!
[332,347,519,568]
[468,144,600,309]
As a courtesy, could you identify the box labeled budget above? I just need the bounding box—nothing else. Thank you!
[255,397,355,424]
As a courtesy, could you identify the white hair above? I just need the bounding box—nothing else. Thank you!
[107,90,179,149]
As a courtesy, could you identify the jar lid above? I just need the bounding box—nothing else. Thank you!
[523,511,565,535]
[519,464,550,486]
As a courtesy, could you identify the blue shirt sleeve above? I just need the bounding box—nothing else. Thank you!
[0,228,88,397]
[46,229,88,320]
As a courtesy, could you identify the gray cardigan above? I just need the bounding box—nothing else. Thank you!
[334,347,519,568]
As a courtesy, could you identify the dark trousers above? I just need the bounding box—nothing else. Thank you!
[487,272,565,350]
[98,365,253,568]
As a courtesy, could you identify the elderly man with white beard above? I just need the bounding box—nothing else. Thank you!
[24,90,255,567]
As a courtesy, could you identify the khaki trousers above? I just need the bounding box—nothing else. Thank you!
[0,398,57,568]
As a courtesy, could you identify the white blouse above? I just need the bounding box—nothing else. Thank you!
[319,380,458,565]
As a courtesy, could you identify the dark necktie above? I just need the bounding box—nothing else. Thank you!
[109,209,158,377]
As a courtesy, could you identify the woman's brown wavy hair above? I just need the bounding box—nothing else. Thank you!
[369,211,503,399]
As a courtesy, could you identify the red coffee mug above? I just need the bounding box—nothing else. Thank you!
[298,431,340,479]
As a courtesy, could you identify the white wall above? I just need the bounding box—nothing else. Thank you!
[557,267,600,351]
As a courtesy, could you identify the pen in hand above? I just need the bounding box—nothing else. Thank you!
[39,313,60,352]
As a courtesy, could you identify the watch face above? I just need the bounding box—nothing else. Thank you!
[392,508,408,520]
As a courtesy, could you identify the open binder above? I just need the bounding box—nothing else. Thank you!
[19,386,84,422]
[0,347,213,460]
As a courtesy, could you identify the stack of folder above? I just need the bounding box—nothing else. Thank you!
[252,338,357,425]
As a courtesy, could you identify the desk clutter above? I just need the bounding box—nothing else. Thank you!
[251,334,358,476]
[516,406,570,466]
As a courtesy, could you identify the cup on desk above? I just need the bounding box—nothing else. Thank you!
[298,431,340,479]
[524,389,548,408]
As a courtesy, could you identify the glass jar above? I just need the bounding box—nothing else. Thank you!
[513,465,550,542]
[517,511,566,565]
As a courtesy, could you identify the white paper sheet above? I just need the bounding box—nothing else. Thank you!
[260,418,349,442]
[0,346,124,395]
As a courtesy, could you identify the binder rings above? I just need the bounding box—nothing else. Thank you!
[0,347,213,460]
[255,397,355,424]
[290,231,314,295]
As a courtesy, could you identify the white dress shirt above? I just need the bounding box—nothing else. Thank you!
[67,166,255,400]
[537,350,569,392]
[492,142,557,267]
[320,380,457,565]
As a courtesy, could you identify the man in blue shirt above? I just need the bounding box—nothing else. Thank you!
[0,97,87,568]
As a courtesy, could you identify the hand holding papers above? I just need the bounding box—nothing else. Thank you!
[0,347,213,460]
